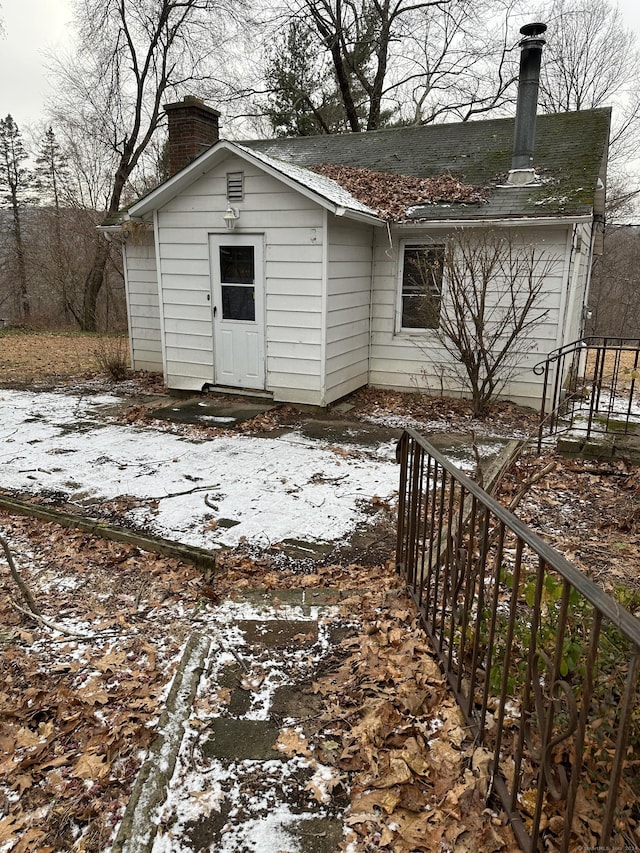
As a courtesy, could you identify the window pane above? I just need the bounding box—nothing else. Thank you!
[401,245,443,329]
[402,295,441,329]
[220,246,254,284]
[222,285,255,321]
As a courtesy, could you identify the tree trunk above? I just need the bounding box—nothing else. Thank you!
[82,160,129,331]
[82,238,110,331]
[10,192,30,320]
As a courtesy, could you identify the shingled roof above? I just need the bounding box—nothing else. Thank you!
[242,108,611,221]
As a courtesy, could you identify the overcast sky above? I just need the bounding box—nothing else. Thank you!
[1,0,640,139]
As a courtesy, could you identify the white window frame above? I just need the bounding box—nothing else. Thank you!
[395,239,445,334]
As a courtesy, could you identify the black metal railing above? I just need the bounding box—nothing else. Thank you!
[535,336,640,450]
[396,428,640,853]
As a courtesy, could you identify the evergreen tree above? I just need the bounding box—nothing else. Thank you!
[35,127,69,214]
[265,20,366,135]
[0,115,34,319]
[35,126,75,322]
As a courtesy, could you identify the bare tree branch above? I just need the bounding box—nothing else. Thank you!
[47,0,247,330]
[0,533,41,616]
[417,229,556,415]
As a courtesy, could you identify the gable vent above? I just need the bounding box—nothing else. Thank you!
[227,171,244,201]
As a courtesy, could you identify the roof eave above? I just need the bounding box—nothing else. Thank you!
[96,223,124,233]
[335,206,385,226]
[395,213,593,228]
[230,145,382,221]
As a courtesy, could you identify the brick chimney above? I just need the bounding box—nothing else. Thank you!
[163,96,220,176]
[508,22,547,185]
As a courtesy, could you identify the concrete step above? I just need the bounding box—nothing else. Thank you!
[113,588,357,853]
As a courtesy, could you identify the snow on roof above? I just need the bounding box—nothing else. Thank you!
[235,143,380,218]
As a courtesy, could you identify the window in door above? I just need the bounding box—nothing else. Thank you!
[219,245,255,321]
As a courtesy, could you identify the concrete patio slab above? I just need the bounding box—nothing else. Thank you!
[151,396,277,427]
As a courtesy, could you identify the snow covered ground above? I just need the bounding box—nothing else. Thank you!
[0,389,401,551]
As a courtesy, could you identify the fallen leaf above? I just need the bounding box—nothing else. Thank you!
[401,737,431,777]
[276,728,311,757]
[74,753,109,780]
[396,782,430,812]
[352,787,401,815]
[15,727,41,750]
[12,773,33,793]
[305,766,343,803]
[240,671,265,691]
[93,649,128,672]
[11,825,47,853]
[77,678,109,705]
[471,746,492,797]
[370,756,412,789]
[0,812,26,844]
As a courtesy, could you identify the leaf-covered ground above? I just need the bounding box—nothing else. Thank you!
[1,511,524,853]
[0,330,119,383]
[0,332,638,852]
[0,329,165,393]
[498,450,640,595]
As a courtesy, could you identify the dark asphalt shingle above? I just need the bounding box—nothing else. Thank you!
[242,108,610,220]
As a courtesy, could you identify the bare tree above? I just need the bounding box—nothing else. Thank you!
[420,230,555,415]
[0,115,35,320]
[48,0,245,331]
[265,0,523,133]
[391,0,522,125]
[587,226,640,338]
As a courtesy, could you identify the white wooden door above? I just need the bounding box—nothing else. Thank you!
[209,234,265,390]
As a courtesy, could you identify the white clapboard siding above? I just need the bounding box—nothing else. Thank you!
[267,261,320,280]
[561,223,592,348]
[266,293,323,313]
[128,291,162,308]
[266,310,323,330]
[267,340,321,360]
[159,242,210,261]
[153,153,325,398]
[163,302,214,322]
[369,225,573,409]
[268,369,322,392]
[326,316,370,343]
[266,244,323,264]
[158,258,210,276]
[324,218,373,403]
[123,234,163,372]
[127,316,161,334]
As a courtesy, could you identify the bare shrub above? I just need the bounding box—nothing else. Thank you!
[417,229,557,416]
[93,336,130,381]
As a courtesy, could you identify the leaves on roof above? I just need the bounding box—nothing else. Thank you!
[309,164,488,220]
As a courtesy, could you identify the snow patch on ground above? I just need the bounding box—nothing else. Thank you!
[150,599,347,853]
[362,410,533,441]
[0,389,399,550]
